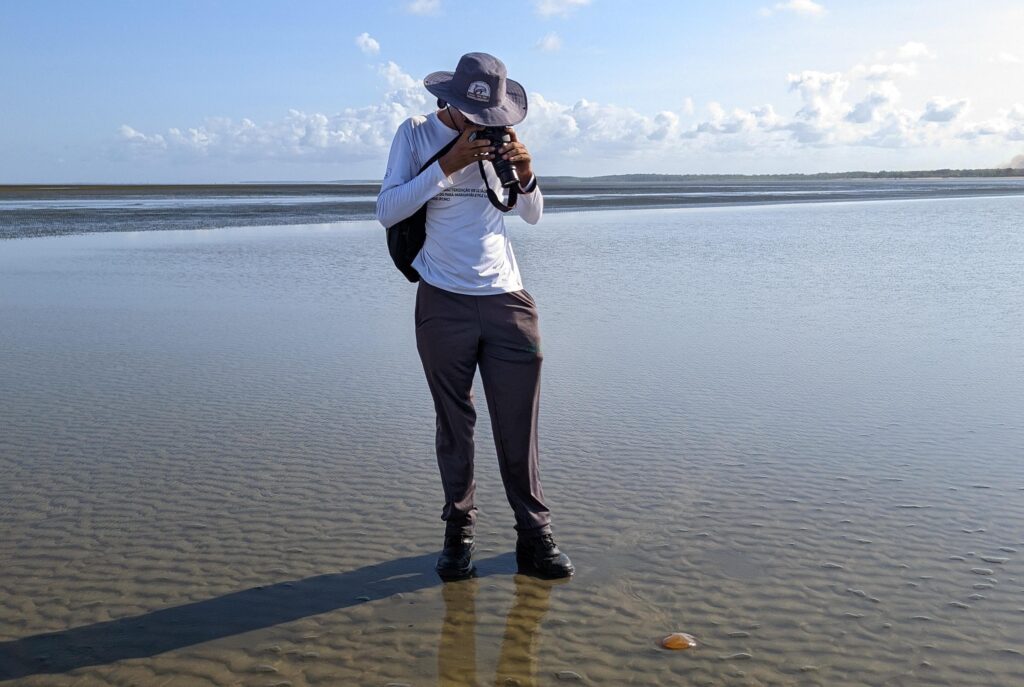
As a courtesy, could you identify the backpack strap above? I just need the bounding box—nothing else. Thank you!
[419,136,459,174]
[384,136,459,284]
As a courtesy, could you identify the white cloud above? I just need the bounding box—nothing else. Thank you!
[858,110,920,148]
[405,0,440,15]
[536,32,562,52]
[851,62,918,81]
[118,64,428,163]
[787,70,850,141]
[535,0,591,18]
[693,102,759,135]
[850,42,933,84]
[354,32,380,56]
[116,47,1024,171]
[650,111,680,141]
[959,104,1024,141]
[846,90,894,124]
[920,97,969,122]
[997,51,1023,64]
[119,124,163,147]
[897,42,935,60]
[378,61,417,90]
[760,0,825,17]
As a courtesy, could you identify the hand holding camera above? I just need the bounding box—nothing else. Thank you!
[471,127,523,188]
[494,128,533,189]
[466,127,534,189]
[440,124,533,189]
[439,125,494,177]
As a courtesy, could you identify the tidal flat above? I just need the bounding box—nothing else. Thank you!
[4,177,1024,239]
[1,196,1022,685]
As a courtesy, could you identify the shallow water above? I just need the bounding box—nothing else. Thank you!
[1,198,1022,686]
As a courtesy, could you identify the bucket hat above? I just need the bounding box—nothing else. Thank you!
[424,52,527,126]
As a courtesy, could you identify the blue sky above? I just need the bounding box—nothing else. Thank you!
[2,0,1023,182]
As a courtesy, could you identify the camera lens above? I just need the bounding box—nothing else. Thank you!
[485,127,520,189]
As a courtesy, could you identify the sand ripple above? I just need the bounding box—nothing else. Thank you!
[3,201,1024,685]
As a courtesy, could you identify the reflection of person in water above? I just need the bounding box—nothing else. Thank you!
[438,575,558,686]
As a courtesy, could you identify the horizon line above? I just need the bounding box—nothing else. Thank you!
[3,166,1024,187]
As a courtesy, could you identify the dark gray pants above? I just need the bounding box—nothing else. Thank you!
[415,280,552,537]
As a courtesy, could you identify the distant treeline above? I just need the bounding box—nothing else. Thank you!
[544,168,1024,182]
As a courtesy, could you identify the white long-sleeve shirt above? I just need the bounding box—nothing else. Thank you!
[376,112,543,295]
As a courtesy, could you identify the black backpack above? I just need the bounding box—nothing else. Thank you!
[385,138,518,283]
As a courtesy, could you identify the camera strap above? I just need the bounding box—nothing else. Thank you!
[477,160,518,212]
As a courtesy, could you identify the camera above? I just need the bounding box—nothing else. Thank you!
[471,127,520,189]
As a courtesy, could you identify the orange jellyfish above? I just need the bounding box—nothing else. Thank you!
[662,632,697,650]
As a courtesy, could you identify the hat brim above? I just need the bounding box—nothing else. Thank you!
[424,71,528,126]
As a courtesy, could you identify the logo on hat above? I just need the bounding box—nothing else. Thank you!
[466,81,491,102]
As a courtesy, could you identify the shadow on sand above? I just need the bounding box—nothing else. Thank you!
[0,551,518,680]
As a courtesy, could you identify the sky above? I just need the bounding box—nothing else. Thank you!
[2,0,1024,182]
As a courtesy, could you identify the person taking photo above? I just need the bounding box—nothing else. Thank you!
[376,52,573,581]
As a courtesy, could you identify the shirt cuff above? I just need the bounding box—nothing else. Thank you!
[518,175,538,193]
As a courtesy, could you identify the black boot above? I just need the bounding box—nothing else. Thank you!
[436,533,476,580]
[516,532,574,579]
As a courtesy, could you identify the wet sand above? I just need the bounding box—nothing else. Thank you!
[4,178,1024,239]
[1,200,1023,685]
